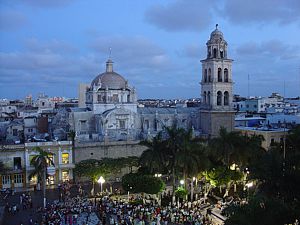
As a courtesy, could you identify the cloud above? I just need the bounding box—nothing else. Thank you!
[177,44,206,59]
[236,40,300,60]
[0,10,28,31]
[221,0,300,25]
[1,0,75,8]
[144,0,216,32]
[89,36,172,70]
[25,38,78,54]
[232,40,300,97]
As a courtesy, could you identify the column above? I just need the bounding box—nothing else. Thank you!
[58,147,62,164]
[58,169,62,181]
[68,150,72,164]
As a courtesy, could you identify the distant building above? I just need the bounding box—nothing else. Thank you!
[78,83,89,108]
[235,127,286,150]
[0,144,25,189]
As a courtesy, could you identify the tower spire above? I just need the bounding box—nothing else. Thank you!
[106,47,113,72]
[109,47,112,59]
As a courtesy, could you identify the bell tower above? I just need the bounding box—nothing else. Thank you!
[200,25,235,137]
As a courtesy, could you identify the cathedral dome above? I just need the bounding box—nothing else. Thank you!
[91,72,126,90]
[91,59,127,90]
[209,24,224,41]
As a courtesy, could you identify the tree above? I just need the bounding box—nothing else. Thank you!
[122,173,165,195]
[175,187,188,199]
[225,126,300,224]
[209,127,244,168]
[203,166,243,198]
[176,130,210,186]
[140,132,168,174]
[68,130,76,179]
[164,125,193,199]
[74,159,109,195]
[28,147,54,207]
[74,157,139,195]
[224,195,298,225]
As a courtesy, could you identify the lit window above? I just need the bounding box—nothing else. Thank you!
[47,155,54,166]
[61,153,69,164]
[62,170,69,181]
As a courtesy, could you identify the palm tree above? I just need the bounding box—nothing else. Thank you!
[140,132,168,174]
[209,127,244,168]
[68,130,76,180]
[176,130,210,185]
[28,147,54,208]
[164,125,187,199]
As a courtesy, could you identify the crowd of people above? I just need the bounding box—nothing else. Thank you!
[5,192,33,214]
[4,181,225,225]
[97,196,215,225]
[39,197,98,225]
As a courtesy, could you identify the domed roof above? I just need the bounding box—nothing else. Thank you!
[91,59,128,90]
[91,71,127,90]
[209,24,224,41]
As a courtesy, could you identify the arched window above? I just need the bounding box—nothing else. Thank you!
[220,50,224,58]
[204,69,207,82]
[213,48,217,58]
[207,92,211,105]
[208,68,212,82]
[224,68,229,82]
[203,91,207,104]
[217,91,222,106]
[218,68,222,82]
[224,91,229,106]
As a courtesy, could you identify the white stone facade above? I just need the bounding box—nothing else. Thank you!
[73,26,235,142]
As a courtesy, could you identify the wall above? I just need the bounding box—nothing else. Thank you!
[74,140,147,163]
[200,110,235,137]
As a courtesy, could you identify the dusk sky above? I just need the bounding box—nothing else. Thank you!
[0,0,300,100]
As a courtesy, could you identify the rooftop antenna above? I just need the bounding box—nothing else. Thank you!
[283,80,287,176]
[299,66,300,97]
[247,74,250,99]
[283,80,286,101]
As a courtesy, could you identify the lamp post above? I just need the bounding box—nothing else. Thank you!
[128,186,132,202]
[191,177,196,202]
[98,176,105,194]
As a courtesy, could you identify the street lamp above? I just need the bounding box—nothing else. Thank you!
[180,179,184,186]
[98,176,105,194]
[191,177,197,202]
[245,181,253,188]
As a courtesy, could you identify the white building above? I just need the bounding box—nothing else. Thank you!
[71,26,235,142]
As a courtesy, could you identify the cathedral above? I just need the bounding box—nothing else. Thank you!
[73,26,234,142]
